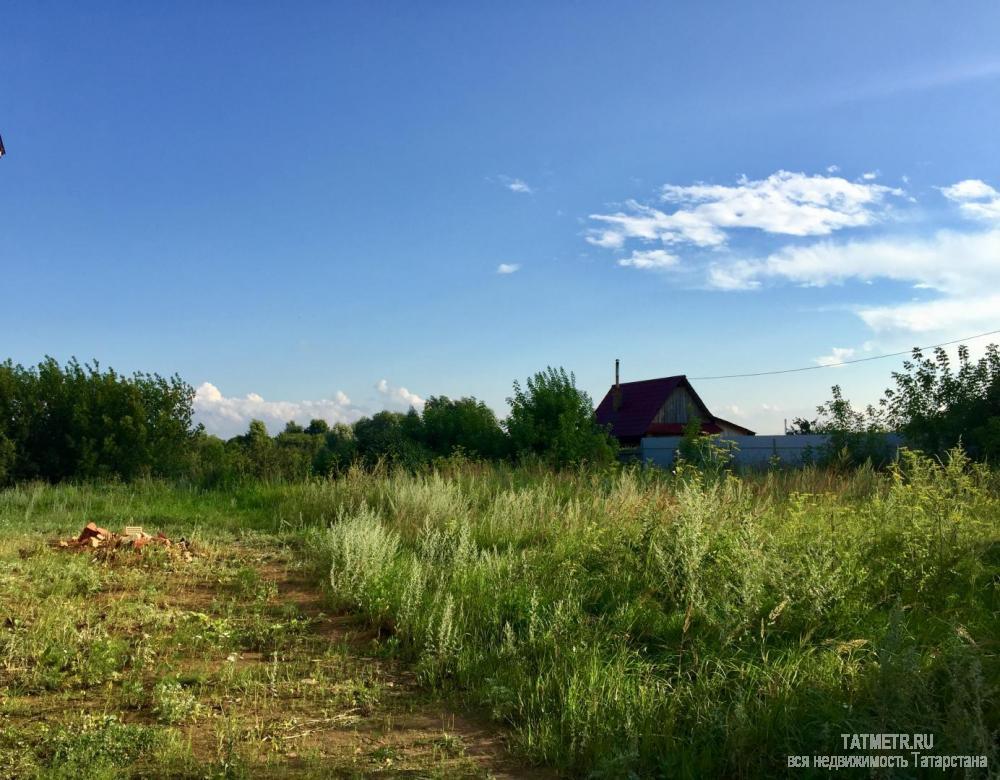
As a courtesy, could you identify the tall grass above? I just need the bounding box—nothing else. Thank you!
[1,455,996,776]
[306,451,999,776]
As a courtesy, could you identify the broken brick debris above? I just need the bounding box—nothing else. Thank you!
[54,523,192,560]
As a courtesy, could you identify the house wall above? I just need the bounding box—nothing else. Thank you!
[715,419,751,435]
[640,433,904,468]
[652,387,698,424]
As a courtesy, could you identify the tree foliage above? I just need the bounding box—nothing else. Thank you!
[422,395,509,460]
[882,344,1000,460]
[506,367,616,467]
[0,357,623,483]
[804,343,1000,464]
[0,357,196,482]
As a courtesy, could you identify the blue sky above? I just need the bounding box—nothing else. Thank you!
[3,2,1000,436]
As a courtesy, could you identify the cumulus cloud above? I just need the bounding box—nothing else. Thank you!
[814,347,856,367]
[193,382,364,439]
[588,170,903,251]
[617,249,679,270]
[496,263,521,274]
[376,379,425,411]
[940,179,1000,222]
[193,378,426,438]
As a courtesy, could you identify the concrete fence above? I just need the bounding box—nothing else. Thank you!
[639,433,904,469]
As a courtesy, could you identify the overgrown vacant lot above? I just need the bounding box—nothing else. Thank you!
[0,487,546,778]
[1,451,998,777]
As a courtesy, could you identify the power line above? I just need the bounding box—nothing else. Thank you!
[689,327,1000,381]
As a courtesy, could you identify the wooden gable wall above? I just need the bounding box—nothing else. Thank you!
[652,387,701,424]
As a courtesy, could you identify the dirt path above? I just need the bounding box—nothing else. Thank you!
[0,537,554,778]
[172,547,555,778]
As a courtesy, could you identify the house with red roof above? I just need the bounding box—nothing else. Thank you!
[594,362,754,447]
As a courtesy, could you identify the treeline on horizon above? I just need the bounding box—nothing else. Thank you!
[1,345,999,486]
[0,358,617,486]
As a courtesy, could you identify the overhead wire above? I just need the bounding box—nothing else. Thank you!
[688,328,1000,381]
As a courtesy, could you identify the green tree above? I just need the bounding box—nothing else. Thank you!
[506,367,616,467]
[808,385,892,467]
[881,344,1000,460]
[353,411,429,469]
[421,395,509,460]
[315,423,357,475]
[0,357,197,482]
[305,419,330,435]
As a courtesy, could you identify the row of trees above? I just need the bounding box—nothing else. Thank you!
[3,345,998,485]
[0,358,196,483]
[0,361,617,485]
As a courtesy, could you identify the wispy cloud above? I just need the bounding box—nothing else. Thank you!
[616,249,678,270]
[705,223,1000,339]
[824,59,1000,104]
[814,347,856,367]
[496,175,533,194]
[496,263,521,274]
[588,170,903,252]
[706,226,1000,296]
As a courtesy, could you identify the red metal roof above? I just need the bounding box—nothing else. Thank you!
[594,375,754,440]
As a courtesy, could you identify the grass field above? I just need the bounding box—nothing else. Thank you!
[1,451,997,777]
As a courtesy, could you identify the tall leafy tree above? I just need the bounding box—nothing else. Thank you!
[506,367,616,467]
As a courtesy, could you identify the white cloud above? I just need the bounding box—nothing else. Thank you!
[814,347,856,367]
[706,260,760,291]
[941,179,998,200]
[376,379,425,411]
[193,382,364,439]
[589,171,902,251]
[704,227,1000,339]
[826,165,840,174]
[617,249,679,270]
[861,170,879,181]
[940,179,1000,222]
[857,293,1000,335]
[193,379,427,438]
[708,228,1000,297]
[496,263,521,274]
[496,175,533,194]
